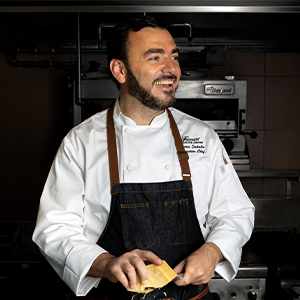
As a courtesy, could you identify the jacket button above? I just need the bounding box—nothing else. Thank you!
[127,165,133,171]
[162,128,167,133]
[165,164,171,170]
[124,128,130,133]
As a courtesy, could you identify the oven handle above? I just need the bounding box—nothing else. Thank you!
[241,131,258,139]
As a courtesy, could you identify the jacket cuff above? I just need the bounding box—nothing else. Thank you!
[205,234,242,282]
[63,241,106,296]
[214,249,240,282]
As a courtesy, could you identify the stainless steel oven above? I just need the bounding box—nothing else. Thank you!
[174,78,249,169]
[208,245,267,300]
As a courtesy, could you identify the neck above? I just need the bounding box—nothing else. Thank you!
[118,90,164,125]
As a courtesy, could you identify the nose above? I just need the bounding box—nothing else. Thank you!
[161,57,179,76]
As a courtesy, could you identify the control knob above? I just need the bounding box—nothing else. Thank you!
[248,291,257,300]
[222,138,234,153]
[210,292,220,300]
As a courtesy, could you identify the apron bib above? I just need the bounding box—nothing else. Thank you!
[93,104,211,300]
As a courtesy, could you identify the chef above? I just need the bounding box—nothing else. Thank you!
[32,16,255,300]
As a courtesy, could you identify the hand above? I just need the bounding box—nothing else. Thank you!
[87,249,162,289]
[173,242,224,286]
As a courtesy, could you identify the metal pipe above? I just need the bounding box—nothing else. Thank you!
[77,12,82,105]
[11,59,75,67]
[170,22,193,46]
[1,6,300,14]
[98,24,116,49]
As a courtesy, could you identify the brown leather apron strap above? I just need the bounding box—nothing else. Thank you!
[160,285,209,300]
[187,285,210,300]
[166,108,191,180]
[106,103,191,185]
[107,103,120,185]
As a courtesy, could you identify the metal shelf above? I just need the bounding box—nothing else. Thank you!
[237,170,300,178]
[237,170,300,198]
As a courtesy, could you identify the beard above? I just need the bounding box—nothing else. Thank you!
[125,65,177,111]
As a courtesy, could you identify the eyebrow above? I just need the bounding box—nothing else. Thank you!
[143,47,179,58]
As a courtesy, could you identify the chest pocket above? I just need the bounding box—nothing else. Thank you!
[164,199,191,245]
[121,202,154,250]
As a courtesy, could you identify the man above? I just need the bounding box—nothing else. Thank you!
[33,16,254,300]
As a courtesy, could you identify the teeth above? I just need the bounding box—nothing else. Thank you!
[155,81,173,85]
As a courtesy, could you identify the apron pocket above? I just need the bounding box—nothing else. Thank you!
[164,199,191,245]
[121,202,154,250]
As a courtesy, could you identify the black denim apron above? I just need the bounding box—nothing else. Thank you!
[94,104,211,300]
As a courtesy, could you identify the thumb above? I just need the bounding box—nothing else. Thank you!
[173,259,185,275]
[173,267,193,286]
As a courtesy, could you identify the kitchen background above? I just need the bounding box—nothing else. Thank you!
[2,50,300,220]
[0,1,300,299]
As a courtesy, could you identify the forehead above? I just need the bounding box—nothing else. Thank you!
[127,27,177,59]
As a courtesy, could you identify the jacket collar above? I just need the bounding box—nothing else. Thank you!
[114,97,169,127]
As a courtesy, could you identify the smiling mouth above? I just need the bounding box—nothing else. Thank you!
[155,80,173,85]
[154,80,175,87]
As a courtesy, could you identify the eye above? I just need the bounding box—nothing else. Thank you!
[172,55,179,61]
[150,56,159,61]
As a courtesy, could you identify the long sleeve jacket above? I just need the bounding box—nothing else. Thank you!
[32,101,255,296]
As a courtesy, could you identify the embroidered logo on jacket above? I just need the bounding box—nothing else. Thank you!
[182,136,205,154]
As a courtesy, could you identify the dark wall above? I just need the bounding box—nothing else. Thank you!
[0,52,71,221]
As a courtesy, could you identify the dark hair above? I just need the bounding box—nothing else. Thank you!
[106,16,168,87]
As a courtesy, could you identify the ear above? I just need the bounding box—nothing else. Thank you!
[110,59,126,84]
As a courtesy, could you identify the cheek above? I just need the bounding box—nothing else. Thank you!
[177,67,181,78]
[140,70,157,86]
[130,64,161,87]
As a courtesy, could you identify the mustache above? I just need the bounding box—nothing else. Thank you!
[153,74,177,84]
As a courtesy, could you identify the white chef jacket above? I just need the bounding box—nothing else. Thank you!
[33,100,254,296]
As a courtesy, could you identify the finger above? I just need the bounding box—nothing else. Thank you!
[174,271,193,286]
[118,252,151,285]
[129,250,162,284]
[111,265,130,288]
[129,251,162,284]
[173,260,185,275]
[129,256,149,285]
[138,250,163,265]
[107,255,137,288]
[136,266,148,284]
[123,263,139,288]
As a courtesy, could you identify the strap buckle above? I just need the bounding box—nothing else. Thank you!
[177,151,189,161]
[182,173,191,178]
